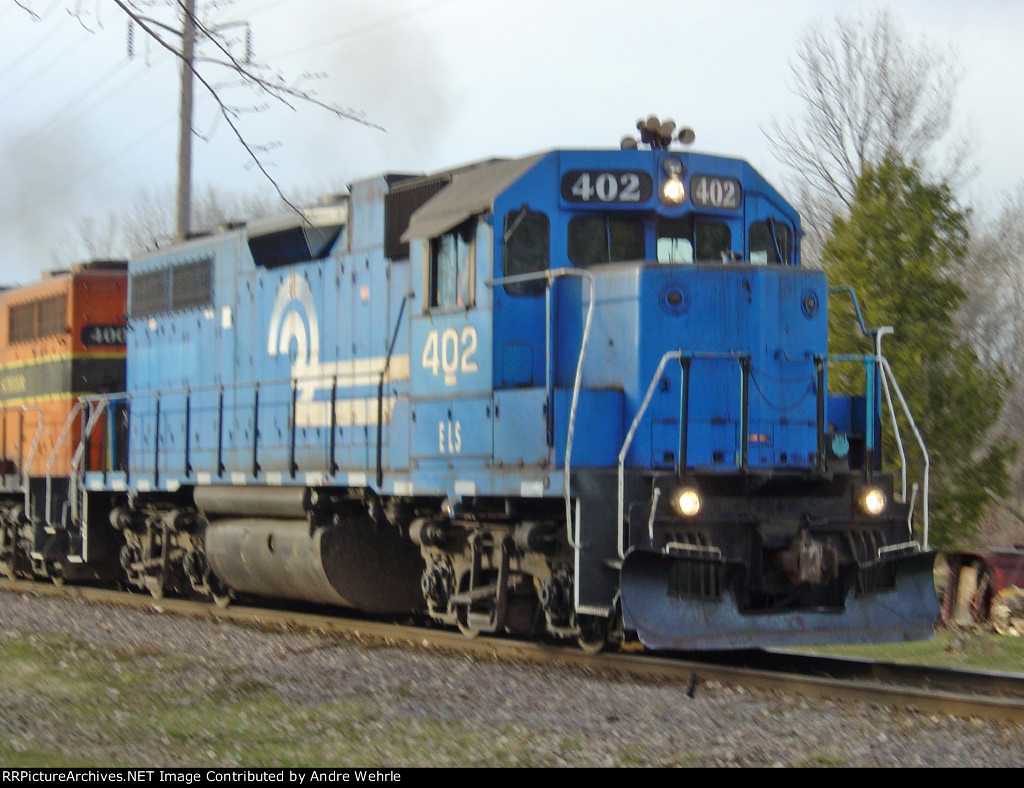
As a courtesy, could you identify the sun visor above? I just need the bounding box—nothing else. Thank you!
[401,154,544,242]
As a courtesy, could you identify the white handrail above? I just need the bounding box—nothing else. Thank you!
[45,401,88,529]
[1,405,45,517]
[877,355,930,549]
[68,398,111,524]
[617,350,681,559]
[488,268,595,551]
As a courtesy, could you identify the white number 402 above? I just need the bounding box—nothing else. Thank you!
[421,326,478,385]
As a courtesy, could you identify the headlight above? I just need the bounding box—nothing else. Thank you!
[858,486,887,516]
[670,486,702,517]
[660,174,685,204]
[660,156,686,204]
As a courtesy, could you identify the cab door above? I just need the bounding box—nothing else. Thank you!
[409,219,493,489]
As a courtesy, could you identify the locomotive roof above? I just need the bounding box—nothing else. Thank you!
[400,154,546,242]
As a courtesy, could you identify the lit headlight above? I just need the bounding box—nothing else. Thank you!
[670,486,702,517]
[858,486,887,516]
[661,174,685,204]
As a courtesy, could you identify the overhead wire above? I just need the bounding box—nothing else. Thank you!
[1,0,467,264]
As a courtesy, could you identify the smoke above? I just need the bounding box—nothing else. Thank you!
[0,118,105,282]
[239,1,458,184]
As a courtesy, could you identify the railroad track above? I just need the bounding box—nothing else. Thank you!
[3,578,1023,725]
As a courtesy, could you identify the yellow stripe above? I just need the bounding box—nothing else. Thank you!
[0,350,126,371]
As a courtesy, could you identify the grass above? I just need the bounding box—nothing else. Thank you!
[794,626,1024,673]
[0,631,710,768]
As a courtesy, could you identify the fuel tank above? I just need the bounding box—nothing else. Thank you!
[204,516,426,615]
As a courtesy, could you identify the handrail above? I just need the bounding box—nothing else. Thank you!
[828,287,928,548]
[45,400,88,528]
[617,350,746,559]
[69,357,412,486]
[0,404,45,516]
[68,398,111,525]
[487,268,595,551]
[877,354,930,548]
[376,292,411,487]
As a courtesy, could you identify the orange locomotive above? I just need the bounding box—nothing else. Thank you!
[0,261,127,582]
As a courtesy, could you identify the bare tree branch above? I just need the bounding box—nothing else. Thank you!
[763,8,967,263]
[15,0,383,226]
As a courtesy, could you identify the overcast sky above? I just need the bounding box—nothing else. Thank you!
[1,0,1022,283]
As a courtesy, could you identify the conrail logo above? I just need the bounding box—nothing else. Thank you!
[267,274,408,428]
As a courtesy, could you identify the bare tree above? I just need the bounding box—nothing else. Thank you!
[959,187,1024,546]
[764,7,967,263]
[15,0,381,237]
[117,184,284,255]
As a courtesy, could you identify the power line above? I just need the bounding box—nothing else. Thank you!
[0,112,176,225]
[0,25,92,101]
[260,0,462,60]
[4,59,162,159]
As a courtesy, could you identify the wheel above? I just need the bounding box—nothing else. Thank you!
[577,616,607,654]
[208,572,233,609]
[456,606,480,639]
[45,561,65,587]
[146,578,164,600]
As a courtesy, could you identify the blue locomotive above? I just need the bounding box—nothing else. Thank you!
[67,117,939,651]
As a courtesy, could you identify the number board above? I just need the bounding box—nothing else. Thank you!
[81,324,127,346]
[689,174,742,210]
[561,170,653,204]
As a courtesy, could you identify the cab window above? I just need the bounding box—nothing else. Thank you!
[657,218,732,263]
[568,216,644,266]
[502,209,548,296]
[695,223,731,261]
[430,221,473,308]
[749,220,792,264]
[657,218,693,263]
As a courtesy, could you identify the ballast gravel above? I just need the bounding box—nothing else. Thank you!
[0,589,1021,768]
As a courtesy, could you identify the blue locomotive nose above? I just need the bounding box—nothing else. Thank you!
[623,263,828,474]
[610,264,940,650]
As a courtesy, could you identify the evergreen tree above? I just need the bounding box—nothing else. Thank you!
[823,153,1015,548]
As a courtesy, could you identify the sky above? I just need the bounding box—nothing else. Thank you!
[1,0,1023,283]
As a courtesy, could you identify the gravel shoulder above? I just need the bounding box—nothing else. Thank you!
[1,589,1021,768]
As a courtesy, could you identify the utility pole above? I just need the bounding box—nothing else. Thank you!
[175,0,196,240]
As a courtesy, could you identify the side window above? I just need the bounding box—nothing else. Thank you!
[656,217,694,264]
[430,221,474,309]
[749,220,792,264]
[503,209,548,296]
[568,216,644,266]
[695,223,731,261]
